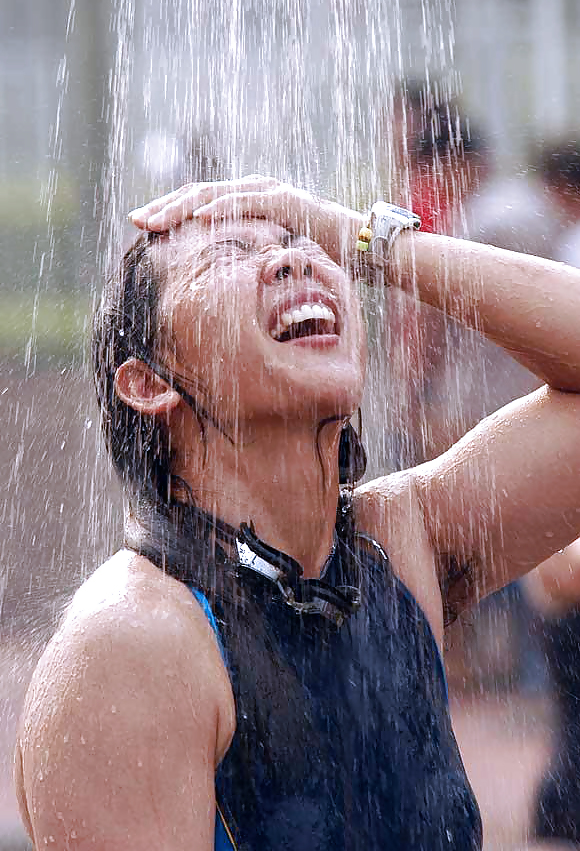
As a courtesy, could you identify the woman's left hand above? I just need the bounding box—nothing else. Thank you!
[129,176,365,267]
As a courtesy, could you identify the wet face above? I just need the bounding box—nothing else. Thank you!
[158,218,366,433]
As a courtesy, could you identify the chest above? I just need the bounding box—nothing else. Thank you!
[215,578,481,851]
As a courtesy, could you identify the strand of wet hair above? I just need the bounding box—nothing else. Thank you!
[134,350,236,466]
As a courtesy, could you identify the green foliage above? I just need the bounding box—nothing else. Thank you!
[0,289,90,369]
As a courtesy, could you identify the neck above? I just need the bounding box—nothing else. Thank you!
[173,415,344,578]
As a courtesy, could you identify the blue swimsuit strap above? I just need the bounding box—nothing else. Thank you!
[189,587,226,657]
[188,586,236,851]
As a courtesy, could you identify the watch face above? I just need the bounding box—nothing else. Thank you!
[369,204,421,250]
[370,202,421,234]
[387,203,420,220]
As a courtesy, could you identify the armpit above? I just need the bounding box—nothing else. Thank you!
[439,554,479,627]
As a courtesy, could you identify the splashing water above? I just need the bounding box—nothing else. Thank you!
[101,0,464,472]
[1,1,552,848]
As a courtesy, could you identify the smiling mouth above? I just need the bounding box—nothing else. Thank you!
[270,302,338,343]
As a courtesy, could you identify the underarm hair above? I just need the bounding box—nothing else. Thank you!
[439,554,479,627]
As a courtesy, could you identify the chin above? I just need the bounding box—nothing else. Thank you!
[242,341,366,422]
[278,372,364,421]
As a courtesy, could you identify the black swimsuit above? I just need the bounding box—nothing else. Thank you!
[127,499,483,851]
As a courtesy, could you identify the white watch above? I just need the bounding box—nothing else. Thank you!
[357,202,421,256]
[368,201,421,255]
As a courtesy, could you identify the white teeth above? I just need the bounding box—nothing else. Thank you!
[322,306,335,322]
[280,302,335,328]
[311,304,324,320]
[272,301,337,340]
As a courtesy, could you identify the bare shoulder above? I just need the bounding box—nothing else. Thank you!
[20,550,235,747]
[16,550,235,850]
[354,470,444,645]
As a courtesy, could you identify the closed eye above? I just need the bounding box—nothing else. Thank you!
[194,239,254,275]
[200,239,253,260]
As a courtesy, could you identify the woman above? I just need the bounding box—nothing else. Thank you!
[14,175,580,850]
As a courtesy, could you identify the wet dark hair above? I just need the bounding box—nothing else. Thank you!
[92,231,173,504]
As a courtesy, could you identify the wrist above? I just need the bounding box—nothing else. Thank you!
[357,202,421,254]
[314,199,365,266]
[356,201,421,286]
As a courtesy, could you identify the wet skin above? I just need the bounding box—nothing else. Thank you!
[16,178,580,851]
[111,217,368,580]
[158,218,366,431]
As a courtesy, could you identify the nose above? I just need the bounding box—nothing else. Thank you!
[260,247,314,286]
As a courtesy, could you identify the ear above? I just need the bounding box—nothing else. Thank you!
[114,357,182,415]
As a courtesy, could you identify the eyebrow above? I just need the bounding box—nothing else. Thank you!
[194,230,315,270]
[195,238,253,265]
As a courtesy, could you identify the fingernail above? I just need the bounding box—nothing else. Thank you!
[128,208,144,223]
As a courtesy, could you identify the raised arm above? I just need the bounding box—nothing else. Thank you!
[353,209,580,616]
[130,179,580,610]
[384,230,580,601]
[388,230,580,392]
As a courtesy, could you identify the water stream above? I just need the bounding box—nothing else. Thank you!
[1,1,551,847]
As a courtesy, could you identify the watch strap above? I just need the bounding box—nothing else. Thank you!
[357,201,421,255]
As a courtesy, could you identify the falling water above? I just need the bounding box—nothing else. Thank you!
[1,0,562,847]
[101,0,464,473]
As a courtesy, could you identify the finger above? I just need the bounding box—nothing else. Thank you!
[139,177,280,232]
[130,174,278,221]
[190,190,288,226]
[140,192,208,232]
[191,186,316,239]
[128,184,197,227]
[239,175,280,187]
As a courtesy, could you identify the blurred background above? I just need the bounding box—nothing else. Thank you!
[2,0,580,848]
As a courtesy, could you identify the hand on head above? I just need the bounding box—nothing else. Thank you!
[129,176,365,268]
[129,175,280,231]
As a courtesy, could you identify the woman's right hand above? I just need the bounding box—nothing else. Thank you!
[129,175,365,267]
[129,175,280,231]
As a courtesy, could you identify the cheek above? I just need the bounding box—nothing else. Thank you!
[195,266,257,340]
[172,301,261,403]
[172,276,234,348]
